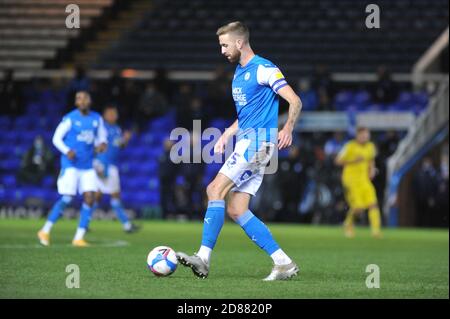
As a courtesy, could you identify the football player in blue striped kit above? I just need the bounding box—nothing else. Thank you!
[177,21,303,280]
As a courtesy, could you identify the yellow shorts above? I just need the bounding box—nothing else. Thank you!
[343,180,378,210]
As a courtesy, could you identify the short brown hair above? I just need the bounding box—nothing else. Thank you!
[216,21,249,43]
[356,126,369,133]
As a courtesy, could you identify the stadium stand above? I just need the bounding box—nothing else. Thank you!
[0,0,119,70]
[93,0,449,74]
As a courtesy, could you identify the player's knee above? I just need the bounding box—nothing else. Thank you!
[83,192,95,206]
[61,195,73,205]
[226,205,245,221]
[110,198,121,207]
[206,182,223,200]
[95,192,102,202]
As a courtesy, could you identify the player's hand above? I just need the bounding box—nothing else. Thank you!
[353,155,365,164]
[95,167,105,179]
[96,143,107,153]
[123,130,132,144]
[67,150,76,160]
[214,135,227,154]
[278,126,293,150]
[370,166,378,180]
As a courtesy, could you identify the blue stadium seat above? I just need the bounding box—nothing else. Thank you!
[148,177,159,190]
[0,117,11,130]
[299,91,318,111]
[2,131,20,144]
[26,103,44,116]
[13,117,34,130]
[413,92,429,107]
[0,144,15,158]
[1,174,16,188]
[0,188,18,204]
[397,91,414,108]
[18,131,37,145]
[353,91,371,107]
[0,159,19,171]
[133,162,158,175]
[42,176,55,188]
[334,91,354,110]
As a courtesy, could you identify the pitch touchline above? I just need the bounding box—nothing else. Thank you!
[0,240,130,249]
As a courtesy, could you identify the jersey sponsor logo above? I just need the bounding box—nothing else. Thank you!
[232,87,247,106]
[76,130,95,144]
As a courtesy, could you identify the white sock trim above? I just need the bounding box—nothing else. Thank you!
[270,249,293,266]
[73,228,86,241]
[197,245,212,264]
[123,222,132,231]
[42,221,53,233]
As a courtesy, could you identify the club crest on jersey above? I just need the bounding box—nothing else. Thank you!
[244,72,251,81]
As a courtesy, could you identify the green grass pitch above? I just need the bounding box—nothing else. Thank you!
[0,219,448,298]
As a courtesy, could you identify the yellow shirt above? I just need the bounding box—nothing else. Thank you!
[337,140,376,183]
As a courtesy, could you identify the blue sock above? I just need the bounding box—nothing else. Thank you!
[78,202,94,229]
[111,198,129,224]
[237,210,280,256]
[200,200,225,249]
[47,195,72,223]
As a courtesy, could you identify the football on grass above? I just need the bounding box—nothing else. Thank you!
[147,246,178,276]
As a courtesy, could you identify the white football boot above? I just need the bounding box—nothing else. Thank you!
[263,262,299,281]
[176,252,209,279]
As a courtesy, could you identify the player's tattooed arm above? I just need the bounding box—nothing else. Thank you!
[214,119,238,154]
[277,85,302,149]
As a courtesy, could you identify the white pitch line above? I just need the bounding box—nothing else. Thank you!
[0,240,130,249]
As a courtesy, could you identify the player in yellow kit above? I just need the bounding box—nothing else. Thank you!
[335,127,382,238]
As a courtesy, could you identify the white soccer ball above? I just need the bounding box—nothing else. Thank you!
[147,246,178,276]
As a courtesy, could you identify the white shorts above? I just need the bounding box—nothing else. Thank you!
[57,167,98,196]
[219,139,275,196]
[95,164,121,194]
